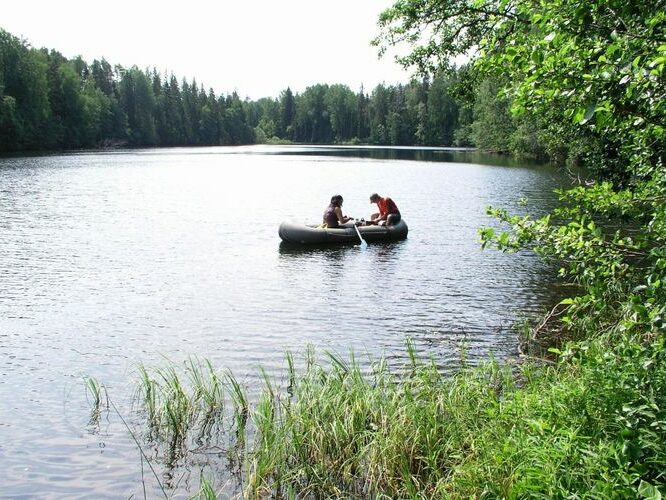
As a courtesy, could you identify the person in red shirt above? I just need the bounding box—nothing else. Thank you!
[369,193,401,225]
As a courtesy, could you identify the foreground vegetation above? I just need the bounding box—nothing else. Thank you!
[377,0,666,496]
[90,333,662,498]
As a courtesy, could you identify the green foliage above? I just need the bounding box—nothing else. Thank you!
[377,0,666,338]
[377,0,666,162]
[119,67,157,146]
[378,0,666,495]
[245,340,666,497]
[0,29,51,150]
[98,336,666,498]
[470,77,514,153]
[0,28,263,151]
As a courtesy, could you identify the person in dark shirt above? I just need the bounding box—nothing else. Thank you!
[322,194,352,228]
[369,193,401,225]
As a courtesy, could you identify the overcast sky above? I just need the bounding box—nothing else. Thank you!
[2,0,411,100]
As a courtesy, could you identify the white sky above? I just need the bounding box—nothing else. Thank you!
[2,0,412,100]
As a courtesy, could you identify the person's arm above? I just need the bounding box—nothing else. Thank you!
[370,205,380,220]
[335,206,350,224]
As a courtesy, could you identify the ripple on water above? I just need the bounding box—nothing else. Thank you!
[0,147,567,496]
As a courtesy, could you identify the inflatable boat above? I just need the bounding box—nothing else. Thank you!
[278,219,408,245]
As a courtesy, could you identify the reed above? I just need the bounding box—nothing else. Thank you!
[245,347,513,497]
[84,375,107,425]
[192,473,217,500]
[118,335,665,498]
[285,351,296,393]
[185,357,225,424]
[225,370,249,436]
[136,364,158,426]
[158,365,197,449]
[84,376,103,410]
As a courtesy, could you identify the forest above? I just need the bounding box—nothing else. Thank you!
[2,26,543,155]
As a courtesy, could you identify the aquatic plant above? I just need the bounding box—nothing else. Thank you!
[225,370,249,438]
[186,357,224,420]
[83,376,107,425]
[84,376,103,409]
[105,332,665,498]
[245,338,666,498]
[192,473,217,500]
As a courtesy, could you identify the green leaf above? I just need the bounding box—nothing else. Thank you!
[638,480,662,500]
[581,104,596,124]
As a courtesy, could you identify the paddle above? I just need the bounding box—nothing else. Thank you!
[353,220,368,248]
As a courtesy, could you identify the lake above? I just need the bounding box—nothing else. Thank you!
[0,145,567,497]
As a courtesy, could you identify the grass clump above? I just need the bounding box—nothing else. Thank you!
[246,335,666,498]
[134,357,233,454]
[111,337,665,498]
[83,376,107,425]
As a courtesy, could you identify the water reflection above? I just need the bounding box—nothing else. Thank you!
[370,242,405,274]
[278,241,361,254]
[268,145,546,167]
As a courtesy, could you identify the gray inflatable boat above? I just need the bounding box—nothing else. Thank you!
[278,219,408,245]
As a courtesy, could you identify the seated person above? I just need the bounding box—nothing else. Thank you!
[322,194,352,228]
[369,193,401,225]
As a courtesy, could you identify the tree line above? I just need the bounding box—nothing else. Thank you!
[1,26,552,155]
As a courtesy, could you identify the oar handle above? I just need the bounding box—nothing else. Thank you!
[353,223,367,246]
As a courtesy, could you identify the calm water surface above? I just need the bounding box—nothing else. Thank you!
[0,145,567,497]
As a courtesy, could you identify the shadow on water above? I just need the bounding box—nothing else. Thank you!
[278,241,361,255]
[278,239,407,259]
[277,240,408,288]
[269,146,547,168]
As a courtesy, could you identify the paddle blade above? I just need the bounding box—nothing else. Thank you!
[353,224,368,248]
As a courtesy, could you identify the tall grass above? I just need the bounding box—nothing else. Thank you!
[225,370,248,436]
[134,357,233,456]
[192,473,217,500]
[83,376,107,425]
[115,336,665,498]
[246,336,666,498]
[248,347,497,497]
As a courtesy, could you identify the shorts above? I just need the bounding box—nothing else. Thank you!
[387,212,401,225]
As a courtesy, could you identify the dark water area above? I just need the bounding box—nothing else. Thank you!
[0,145,569,497]
[254,144,547,167]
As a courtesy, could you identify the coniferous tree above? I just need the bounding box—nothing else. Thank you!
[118,67,156,145]
[355,86,370,141]
[199,88,220,145]
[470,78,513,153]
[90,59,115,96]
[426,73,459,146]
[279,87,295,140]
[0,26,501,151]
[369,84,390,144]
